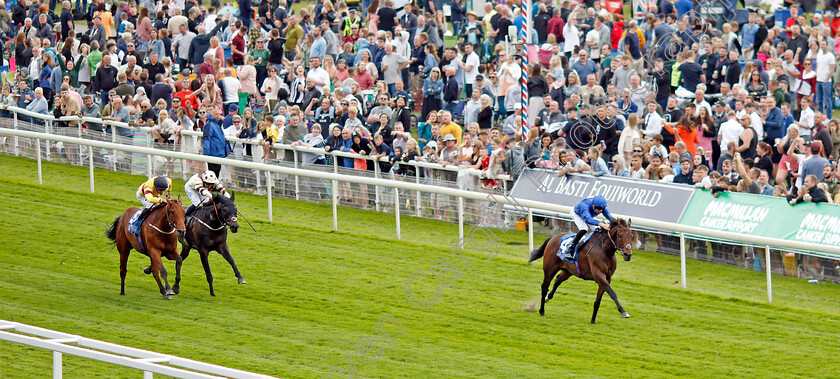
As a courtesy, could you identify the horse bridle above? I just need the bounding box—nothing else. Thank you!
[607,226,634,254]
[147,202,178,234]
[210,197,237,228]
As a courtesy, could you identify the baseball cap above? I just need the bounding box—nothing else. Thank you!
[228,103,239,111]
[811,140,823,155]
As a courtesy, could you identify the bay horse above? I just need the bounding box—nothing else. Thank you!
[106,196,187,300]
[528,219,634,323]
[160,193,243,296]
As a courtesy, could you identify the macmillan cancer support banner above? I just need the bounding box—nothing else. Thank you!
[678,191,840,248]
[509,170,696,223]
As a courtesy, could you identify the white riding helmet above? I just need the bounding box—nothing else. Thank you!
[201,171,219,185]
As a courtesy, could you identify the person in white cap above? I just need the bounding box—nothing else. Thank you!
[184,170,231,216]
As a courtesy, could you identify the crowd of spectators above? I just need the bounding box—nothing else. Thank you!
[3,0,840,205]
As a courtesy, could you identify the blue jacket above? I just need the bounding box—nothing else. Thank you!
[574,196,614,226]
[591,157,609,177]
[423,77,443,100]
[202,118,232,158]
[764,107,785,141]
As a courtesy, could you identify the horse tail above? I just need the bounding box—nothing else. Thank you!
[528,236,552,263]
[105,216,120,242]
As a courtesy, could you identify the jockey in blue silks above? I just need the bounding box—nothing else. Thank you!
[567,195,616,255]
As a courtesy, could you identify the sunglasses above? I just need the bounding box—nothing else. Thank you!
[633,149,642,153]
[198,111,206,114]
[233,120,241,123]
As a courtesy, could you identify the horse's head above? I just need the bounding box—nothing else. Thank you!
[610,218,633,261]
[215,192,239,233]
[165,196,187,237]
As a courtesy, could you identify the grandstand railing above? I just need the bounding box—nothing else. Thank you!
[5,108,840,299]
[0,318,277,378]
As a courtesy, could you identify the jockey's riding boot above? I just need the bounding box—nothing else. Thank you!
[185,205,196,217]
[567,229,588,260]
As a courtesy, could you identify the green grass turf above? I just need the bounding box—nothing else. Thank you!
[1,154,840,378]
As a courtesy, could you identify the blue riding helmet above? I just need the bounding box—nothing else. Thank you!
[592,195,607,209]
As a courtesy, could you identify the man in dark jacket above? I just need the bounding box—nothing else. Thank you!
[442,66,460,114]
[93,55,118,106]
[188,20,228,65]
[150,73,174,109]
[202,107,231,178]
[790,175,829,204]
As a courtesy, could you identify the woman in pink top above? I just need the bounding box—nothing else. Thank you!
[238,56,258,97]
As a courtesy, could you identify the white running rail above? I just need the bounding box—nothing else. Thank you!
[0,319,279,378]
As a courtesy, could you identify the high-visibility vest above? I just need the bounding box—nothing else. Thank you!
[343,17,361,38]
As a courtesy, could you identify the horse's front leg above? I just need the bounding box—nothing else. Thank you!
[596,273,629,319]
[149,252,170,300]
[547,270,571,301]
[218,243,246,284]
[164,251,183,295]
[591,286,605,324]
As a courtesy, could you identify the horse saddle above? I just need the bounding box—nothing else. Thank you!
[556,231,595,263]
[128,209,144,236]
[127,209,147,254]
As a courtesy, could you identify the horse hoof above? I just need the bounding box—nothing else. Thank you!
[590,320,596,324]
[165,289,175,296]
[238,278,246,284]
[621,312,630,318]
[539,310,545,317]
[143,267,151,275]
[172,287,180,295]
[162,295,171,300]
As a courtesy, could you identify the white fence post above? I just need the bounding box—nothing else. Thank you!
[89,146,94,193]
[395,188,401,240]
[528,208,534,253]
[458,196,464,242]
[266,171,273,222]
[415,167,422,217]
[36,138,42,185]
[680,232,687,289]
[53,351,62,379]
[332,159,338,231]
[374,161,381,212]
[146,133,152,178]
[293,149,300,201]
[143,371,153,379]
[766,245,772,303]
[12,109,18,156]
[110,126,117,171]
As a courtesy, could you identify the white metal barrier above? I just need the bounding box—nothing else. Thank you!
[5,127,840,304]
[0,319,277,379]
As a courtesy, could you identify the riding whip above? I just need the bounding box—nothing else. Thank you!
[237,210,258,232]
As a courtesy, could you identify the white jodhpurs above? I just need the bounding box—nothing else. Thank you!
[570,210,598,233]
[184,184,208,206]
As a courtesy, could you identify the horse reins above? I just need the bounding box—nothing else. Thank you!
[146,202,178,234]
[194,197,237,231]
[607,227,633,254]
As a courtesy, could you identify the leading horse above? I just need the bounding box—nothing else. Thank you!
[106,197,187,299]
[528,219,634,323]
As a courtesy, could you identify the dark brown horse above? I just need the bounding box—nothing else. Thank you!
[171,193,243,296]
[528,219,634,323]
[106,197,187,300]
